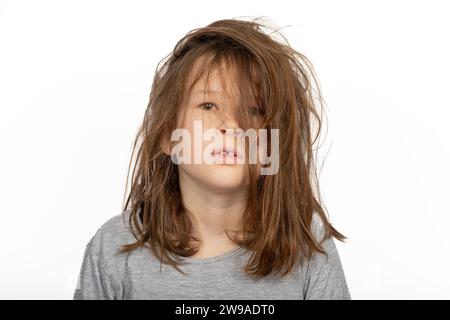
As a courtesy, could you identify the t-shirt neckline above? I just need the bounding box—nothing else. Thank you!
[179,245,245,264]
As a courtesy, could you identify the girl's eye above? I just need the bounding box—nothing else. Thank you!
[199,102,217,111]
[249,106,263,116]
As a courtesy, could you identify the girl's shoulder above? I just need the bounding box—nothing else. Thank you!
[311,211,326,241]
[84,209,136,263]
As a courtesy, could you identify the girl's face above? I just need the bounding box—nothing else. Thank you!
[172,58,261,194]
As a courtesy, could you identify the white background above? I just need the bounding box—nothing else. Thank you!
[1,0,449,299]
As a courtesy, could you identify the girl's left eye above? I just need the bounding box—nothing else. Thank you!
[199,102,217,111]
[249,106,263,116]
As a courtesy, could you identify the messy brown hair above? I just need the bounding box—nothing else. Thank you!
[120,17,347,278]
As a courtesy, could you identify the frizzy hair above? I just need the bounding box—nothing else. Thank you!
[119,17,347,278]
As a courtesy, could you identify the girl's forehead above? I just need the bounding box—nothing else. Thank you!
[183,54,260,107]
[188,59,238,96]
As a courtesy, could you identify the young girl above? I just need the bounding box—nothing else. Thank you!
[73,17,351,300]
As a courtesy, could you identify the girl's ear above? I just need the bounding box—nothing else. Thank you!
[160,134,171,156]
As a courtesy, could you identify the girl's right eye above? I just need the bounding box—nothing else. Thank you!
[199,102,217,111]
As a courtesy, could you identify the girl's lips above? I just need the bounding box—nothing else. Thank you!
[211,146,243,159]
[210,146,245,165]
[211,150,237,157]
[211,152,240,165]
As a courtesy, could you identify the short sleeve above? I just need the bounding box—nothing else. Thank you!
[303,215,351,300]
[73,242,116,300]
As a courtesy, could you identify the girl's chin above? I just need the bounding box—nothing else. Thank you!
[200,168,247,190]
[179,164,249,192]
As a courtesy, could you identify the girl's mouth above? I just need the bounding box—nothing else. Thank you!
[211,146,242,163]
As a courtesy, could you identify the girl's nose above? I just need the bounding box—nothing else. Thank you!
[218,117,241,136]
[219,126,244,137]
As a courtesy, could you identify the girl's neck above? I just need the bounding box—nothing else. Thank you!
[179,172,247,241]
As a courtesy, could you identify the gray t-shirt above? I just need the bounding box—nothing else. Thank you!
[73,210,351,300]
